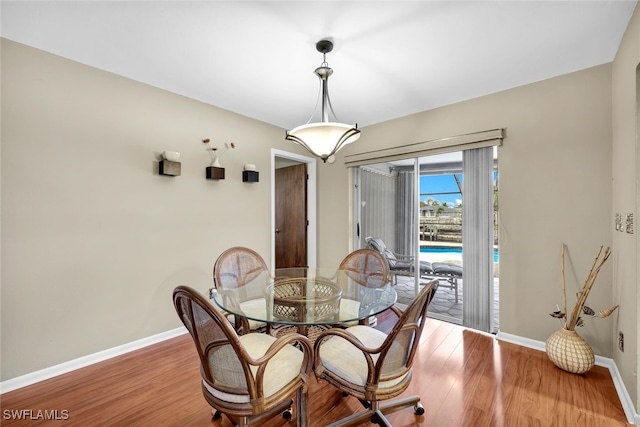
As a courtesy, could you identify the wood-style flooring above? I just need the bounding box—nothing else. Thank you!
[1,314,632,427]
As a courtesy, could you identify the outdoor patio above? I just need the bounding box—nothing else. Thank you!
[394,275,500,333]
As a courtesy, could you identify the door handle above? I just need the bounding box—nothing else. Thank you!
[275,228,280,234]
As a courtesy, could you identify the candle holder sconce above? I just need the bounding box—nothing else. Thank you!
[159,151,181,176]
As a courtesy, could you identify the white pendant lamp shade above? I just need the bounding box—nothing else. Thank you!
[286,40,360,162]
[286,122,360,161]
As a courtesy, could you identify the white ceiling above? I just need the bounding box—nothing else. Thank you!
[1,1,636,130]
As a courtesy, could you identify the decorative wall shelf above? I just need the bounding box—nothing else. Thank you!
[159,160,181,176]
[242,170,259,183]
[206,166,225,180]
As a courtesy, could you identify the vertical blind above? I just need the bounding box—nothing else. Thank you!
[359,167,396,250]
[395,170,415,256]
[462,147,495,332]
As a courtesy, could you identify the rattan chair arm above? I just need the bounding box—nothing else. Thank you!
[248,333,313,399]
[249,333,312,367]
[228,332,312,402]
[215,289,244,311]
[389,305,404,318]
[213,289,251,334]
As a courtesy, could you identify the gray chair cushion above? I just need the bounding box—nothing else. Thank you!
[366,237,436,274]
[391,260,433,274]
[432,262,463,277]
[367,238,398,268]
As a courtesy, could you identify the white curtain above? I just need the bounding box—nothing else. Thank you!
[462,147,494,332]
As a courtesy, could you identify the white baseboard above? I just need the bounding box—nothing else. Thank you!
[495,331,546,352]
[0,327,187,394]
[496,330,639,425]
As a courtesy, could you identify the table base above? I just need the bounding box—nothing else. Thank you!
[271,324,329,343]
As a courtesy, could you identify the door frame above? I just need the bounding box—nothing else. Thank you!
[270,149,317,269]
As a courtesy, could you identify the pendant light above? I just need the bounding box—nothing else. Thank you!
[286,40,360,163]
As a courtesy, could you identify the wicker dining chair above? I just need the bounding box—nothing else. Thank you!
[338,248,389,289]
[213,246,270,334]
[173,285,313,427]
[337,249,390,326]
[313,280,439,427]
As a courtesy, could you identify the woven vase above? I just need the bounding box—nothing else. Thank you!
[545,328,595,374]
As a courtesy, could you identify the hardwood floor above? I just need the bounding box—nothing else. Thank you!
[1,315,632,427]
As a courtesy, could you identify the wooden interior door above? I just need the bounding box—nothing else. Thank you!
[275,163,307,268]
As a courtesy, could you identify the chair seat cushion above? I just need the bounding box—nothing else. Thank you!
[339,298,361,322]
[318,325,407,389]
[203,332,303,404]
[239,298,268,330]
[337,298,361,327]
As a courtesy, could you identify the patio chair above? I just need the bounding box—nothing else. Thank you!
[313,280,439,426]
[173,285,312,426]
[365,236,460,303]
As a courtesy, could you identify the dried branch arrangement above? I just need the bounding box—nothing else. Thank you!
[549,244,619,331]
[202,139,236,167]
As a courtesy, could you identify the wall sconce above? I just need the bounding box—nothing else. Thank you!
[159,151,181,176]
[242,164,259,183]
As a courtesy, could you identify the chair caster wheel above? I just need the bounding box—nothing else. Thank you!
[212,410,222,419]
[414,402,425,416]
[283,408,292,420]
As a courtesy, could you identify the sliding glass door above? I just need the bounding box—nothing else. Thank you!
[354,160,419,305]
[418,152,464,325]
[353,148,499,333]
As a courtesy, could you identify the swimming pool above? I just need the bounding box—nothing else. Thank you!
[420,246,499,263]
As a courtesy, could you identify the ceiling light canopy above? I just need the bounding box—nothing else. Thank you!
[286,40,360,163]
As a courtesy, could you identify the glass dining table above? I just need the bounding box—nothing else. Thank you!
[210,267,397,338]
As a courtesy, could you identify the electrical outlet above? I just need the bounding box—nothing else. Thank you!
[618,331,624,352]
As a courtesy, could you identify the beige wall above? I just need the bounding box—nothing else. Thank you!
[612,2,640,410]
[325,65,615,356]
[0,39,307,380]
